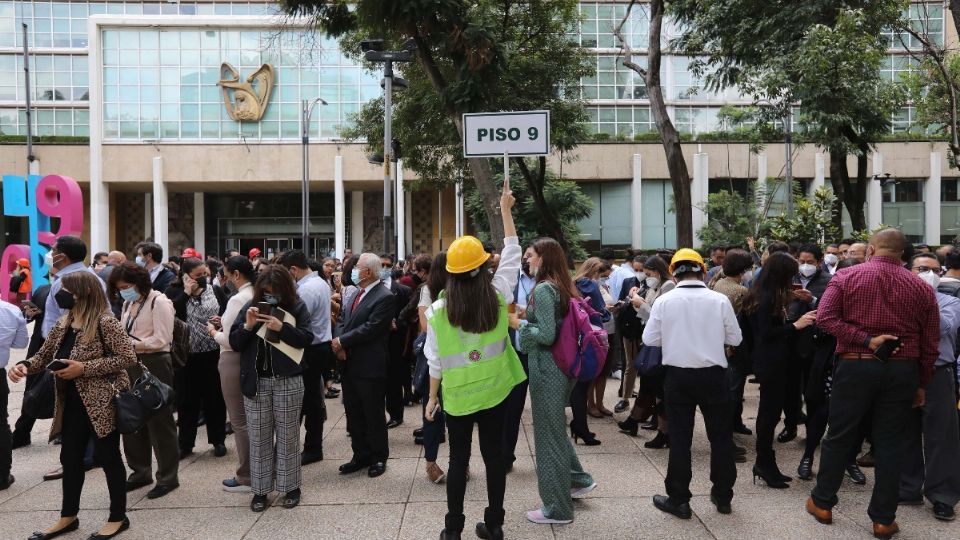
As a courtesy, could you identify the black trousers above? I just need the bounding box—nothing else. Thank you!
[0,369,10,479]
[178,349,226,451]
[501,351,529,467]
[12,372,42,440]
[812,360,918,525]
[569,379,593,436]
[726,362,748,429]
[755,367,788,468]
[663,365,736,505]
[301,343,329,455]
[385,335,409,422]
[61,383,126,522]
[343,375,389,463]
[783,351,812,431]
[444,399,508,533]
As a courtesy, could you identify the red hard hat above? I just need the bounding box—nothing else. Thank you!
[249,248,261,258]
[181,248,200,259]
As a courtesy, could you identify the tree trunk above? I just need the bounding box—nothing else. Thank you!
[516,157,573,264]
[851,152,869,232]
[951,1,960,43]
[647,0,693,247]
[828,150,847,233]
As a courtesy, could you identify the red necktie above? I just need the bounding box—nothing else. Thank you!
[351,288,365,313]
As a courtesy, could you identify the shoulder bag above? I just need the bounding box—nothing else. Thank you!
[99,323,175,434]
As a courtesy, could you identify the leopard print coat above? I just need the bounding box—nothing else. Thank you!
[22,313,137,440]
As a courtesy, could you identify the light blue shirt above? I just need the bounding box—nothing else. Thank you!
[513,270,536,350]
[608,263,637,301]
[42,262,106,338]
[0,301,28,369]
[935,291,960,366]
[296,271,332,344]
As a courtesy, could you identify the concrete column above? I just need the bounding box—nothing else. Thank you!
[152,156,168,261]
[925,152,942,245]
[692,152,709,248]
[144,194,152,240]
[405,191,413,251]
[193,192,205,255]
[396,160,406,260]
[28,159,40,176]
[334,155,345,259]
[811,152,826,195]
[350,191,364,252]
[867,152,883,230]
[454,182,465,238]
[631,154,642,249]
[756,153,768,214]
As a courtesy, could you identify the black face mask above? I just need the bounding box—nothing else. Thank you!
[54,289,76,310]
[195,276,208,290]
[522,260,531,275]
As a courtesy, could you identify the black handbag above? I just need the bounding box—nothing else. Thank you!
[22,370,55,419]
[99,324,175,434]
[633,344,664,376]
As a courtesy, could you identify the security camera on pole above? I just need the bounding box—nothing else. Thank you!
[362,39,414,255]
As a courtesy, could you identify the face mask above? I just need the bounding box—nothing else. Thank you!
[379,269,391,281]
[798,263,818,278]
[119,287,141,302]
[351,268,361,284]
[521,260,531,275]
[135,256,146,267]
[54,289,75,310]
[919,270,941,289]
[598,277,608,286]
[195,276,208,290]
[645,276,660,288]
[44,251,55,269]
[824,254,839,266]
[264,293,280,305]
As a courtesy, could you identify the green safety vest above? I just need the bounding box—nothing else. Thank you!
[428,294,527,416]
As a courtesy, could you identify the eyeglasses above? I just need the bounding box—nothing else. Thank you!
[912,266,937,273]
[381,263,392,269]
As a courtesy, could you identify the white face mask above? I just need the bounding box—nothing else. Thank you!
[824,253,839,267]
[645,276,660,288]
[919,270,941,290]
[798,263,818,278]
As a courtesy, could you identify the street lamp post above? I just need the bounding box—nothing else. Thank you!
[301,97,328,258]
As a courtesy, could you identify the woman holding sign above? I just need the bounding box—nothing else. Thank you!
[229,266,314,513]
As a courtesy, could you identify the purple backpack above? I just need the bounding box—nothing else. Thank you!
[552,297,610,381]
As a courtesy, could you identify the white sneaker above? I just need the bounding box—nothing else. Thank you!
[570,483,597,499]
[611,370,622,380]
[222,477,251,493]
[526,509,572,524]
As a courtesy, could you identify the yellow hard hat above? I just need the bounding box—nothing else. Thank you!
[446,235,491,274]
[669,248,706,275]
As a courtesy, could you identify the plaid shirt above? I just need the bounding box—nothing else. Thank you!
[817,256,939,388]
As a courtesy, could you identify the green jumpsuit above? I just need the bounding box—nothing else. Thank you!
[519,283,595,521]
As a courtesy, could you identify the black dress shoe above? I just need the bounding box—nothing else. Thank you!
[644,432,670,449]
[250,494,269,513]
[846,463,867,485]
[414,436,424,446]
[797,457,814,480]
[146,483,178,499]
[475,522,504,540]
[368,461,387,477]
[225,422,234,435]
[653,494,692,519]
[338,460,369,475]
[281,488,301,509]
[613,400,630,413]
[302,451,324,465]
[386,418,403,429]
[213,444,227,457]
[124,479,152,492]
[776,428,797,443]
[710,494,732,514]
[11,432,30,449]
[733,424,753,436]
[413,427,424,437]
[933,502,956,521]
[0,474,14,491]
[28,518,80,540]
[87,517,129,540]
[617,417,639,437]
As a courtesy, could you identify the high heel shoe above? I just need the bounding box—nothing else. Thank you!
[644,432,670,449]
[617,417,639,437]
[797,456,814,480]
[753,464,789,489]
[569,422,601,446]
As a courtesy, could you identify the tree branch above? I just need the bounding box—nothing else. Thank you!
[613,0,648,78]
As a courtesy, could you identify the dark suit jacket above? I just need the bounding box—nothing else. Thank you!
[152,266,177,294]
[387,280,412,356]
[336,283,395,379]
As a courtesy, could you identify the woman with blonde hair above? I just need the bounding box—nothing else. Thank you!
[570,258,611,445]
[10,271,137,540]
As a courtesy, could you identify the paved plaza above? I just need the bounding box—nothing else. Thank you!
[1,345,956,540]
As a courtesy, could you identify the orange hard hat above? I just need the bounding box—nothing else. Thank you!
[16,258,29,268]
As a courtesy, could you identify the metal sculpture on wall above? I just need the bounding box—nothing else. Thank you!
[218,62,275,121]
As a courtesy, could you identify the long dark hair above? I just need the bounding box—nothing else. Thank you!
[224,255,255,284]
[341,255,360,287]
[742,252,798,316]
[108,261,152,297]
[446,259,499,334]
[252,265,300,312]
[427,252,448,303]
[643,255,670,283]
[532,238,579,316]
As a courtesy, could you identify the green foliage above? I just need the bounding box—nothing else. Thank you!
[696,189,762,249]
[0,135,89,144]
[849,224,895,243]
[464,163,592,260]
[767,186,840,244]
[902,53,960,166]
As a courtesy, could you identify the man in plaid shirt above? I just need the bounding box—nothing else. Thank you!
[805,229,939,539]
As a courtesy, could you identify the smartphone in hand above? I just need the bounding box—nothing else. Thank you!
[873,337,902,363]
[47,359,70,371]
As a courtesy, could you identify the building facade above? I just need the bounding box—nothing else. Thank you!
[0,1,957,259]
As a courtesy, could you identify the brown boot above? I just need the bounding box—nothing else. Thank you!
[425,462,446,484]
[806,497,833,524]
[872,521,899,539]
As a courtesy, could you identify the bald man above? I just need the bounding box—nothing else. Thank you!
[847,243,867,263]
[97,251,126,282]
[807,229,940,537]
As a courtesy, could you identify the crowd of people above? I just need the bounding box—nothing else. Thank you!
[1,185,958,539]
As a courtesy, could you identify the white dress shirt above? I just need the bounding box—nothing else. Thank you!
[297,271,332,344]
[214,282,254,352]
[0,301,28,369]
[641,280,743,369]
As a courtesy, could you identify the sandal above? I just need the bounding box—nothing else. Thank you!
[282,489,301,509]
[250,494,269,513]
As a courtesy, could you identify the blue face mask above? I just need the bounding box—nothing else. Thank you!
[135,256,146,267]
[119,287,141,302]
[264,293,280,306]
[351,268,361,284]
[379,269,391,281]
